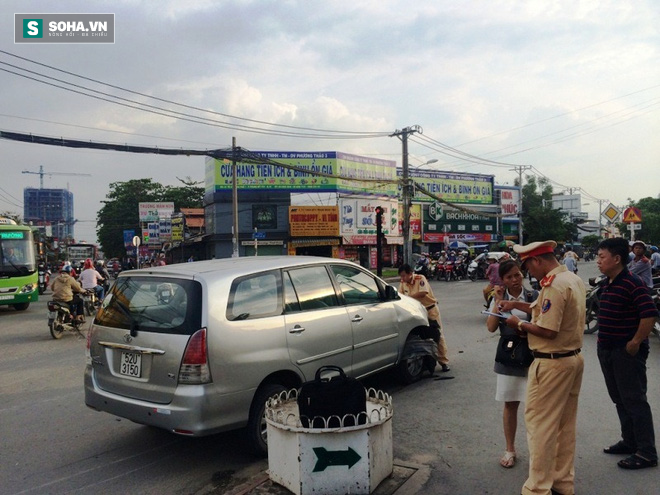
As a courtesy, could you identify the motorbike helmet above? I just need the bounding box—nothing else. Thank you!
[61,265,72,273]
[631,240,646,250]
[96,259,104,267]
[651,246,658,252]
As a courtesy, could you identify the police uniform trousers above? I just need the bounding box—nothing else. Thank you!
[522,353,584,495]
[427,306,449,366]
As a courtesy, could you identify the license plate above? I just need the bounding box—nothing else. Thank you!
[0,295,13,301]
[120,352,142,378]
[48,311,56,319]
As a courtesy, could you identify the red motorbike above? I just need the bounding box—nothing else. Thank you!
[441,261,458,282]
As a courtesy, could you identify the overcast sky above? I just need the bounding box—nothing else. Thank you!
[1,0,658,244]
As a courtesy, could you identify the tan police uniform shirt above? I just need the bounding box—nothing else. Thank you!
[399,274,440,321]
[528,265,585,354]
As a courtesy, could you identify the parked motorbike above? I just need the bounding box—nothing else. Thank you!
[47,299,85,339]
[38,263,51,295]
[584,274,607,334]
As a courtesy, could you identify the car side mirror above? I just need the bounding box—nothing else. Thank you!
[384,285,399,301]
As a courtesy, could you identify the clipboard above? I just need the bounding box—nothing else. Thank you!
[481,310,510,319]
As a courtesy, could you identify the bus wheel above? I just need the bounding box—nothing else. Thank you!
[13,303,29,311]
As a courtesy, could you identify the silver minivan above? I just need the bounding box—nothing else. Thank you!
[84,256,433,455]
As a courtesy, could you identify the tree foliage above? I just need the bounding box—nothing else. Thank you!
[580,234,601,249]
[518,176,577,244]
[0,211,23,223]
[97,178,204,258]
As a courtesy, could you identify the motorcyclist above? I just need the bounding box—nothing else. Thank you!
[50,265,84,322]
[80,259,105,300]
[95,260,111,287]
[651,246,660,275]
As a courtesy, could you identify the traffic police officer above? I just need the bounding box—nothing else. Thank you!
[398,263,450,372]
[499,241,586,495]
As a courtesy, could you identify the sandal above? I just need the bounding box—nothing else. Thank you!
[604,441,635,455]
[500,451,516,468]
[617,454,658,470]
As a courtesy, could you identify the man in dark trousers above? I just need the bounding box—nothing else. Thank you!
[501,240,585,495]
[596,237,658,470]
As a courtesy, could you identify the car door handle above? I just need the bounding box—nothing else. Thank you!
[289,325,305,334]
[351,315,363,322]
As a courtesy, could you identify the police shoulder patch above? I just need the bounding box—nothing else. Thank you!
[541,298,552,313]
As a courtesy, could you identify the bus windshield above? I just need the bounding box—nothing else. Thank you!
[0,230,37,275]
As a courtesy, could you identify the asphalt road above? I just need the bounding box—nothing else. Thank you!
[1,261,658,494]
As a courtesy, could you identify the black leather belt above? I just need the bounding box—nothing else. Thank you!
[532,349,581,359]
[425,304,436,310]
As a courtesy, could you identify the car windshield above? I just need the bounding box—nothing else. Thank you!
[95,276,202,335]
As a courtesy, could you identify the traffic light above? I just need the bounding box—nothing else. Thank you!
[375,206,384,227]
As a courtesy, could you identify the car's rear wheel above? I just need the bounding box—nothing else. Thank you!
[246,383,287,457]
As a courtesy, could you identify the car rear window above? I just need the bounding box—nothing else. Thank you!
[95,276,202,335]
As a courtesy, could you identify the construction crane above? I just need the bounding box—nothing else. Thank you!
[22,165,92,188]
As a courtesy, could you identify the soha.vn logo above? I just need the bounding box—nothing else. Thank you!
[23,19,43,38]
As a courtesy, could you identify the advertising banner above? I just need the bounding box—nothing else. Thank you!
[289,206,340,237]
[498,186,520,216]
[123,229,135,248]
[147,222,160,245]
[171,216,184,242]
[422,205,497,243]
[139,202,175,222]
[339,198,398,236]
[205,152,397,197]
[405,170,494,204]
[410,204,421,239]
[159,219,172,242]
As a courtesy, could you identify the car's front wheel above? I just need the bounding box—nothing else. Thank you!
[246,383,287,457]
[398,335,433,384]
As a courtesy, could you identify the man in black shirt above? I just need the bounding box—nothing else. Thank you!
[596,237,658,470]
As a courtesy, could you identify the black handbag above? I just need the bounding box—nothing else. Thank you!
[297,365,367,428]
[495,335,534,368]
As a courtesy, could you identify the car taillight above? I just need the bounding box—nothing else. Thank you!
[178,328,211,384]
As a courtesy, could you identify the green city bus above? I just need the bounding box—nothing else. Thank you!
[0,218,39,311]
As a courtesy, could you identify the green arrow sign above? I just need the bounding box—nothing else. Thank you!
[312,447,361,472]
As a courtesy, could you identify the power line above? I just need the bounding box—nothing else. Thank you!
[455,83,660,147]
[0,51,390,140]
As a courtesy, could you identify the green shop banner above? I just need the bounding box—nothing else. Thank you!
[423,203,497,239]
[205,151,397,197]
[403,169,494,204]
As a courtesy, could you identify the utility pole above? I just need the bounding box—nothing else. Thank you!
[510,165,531,245]
[231,137,239,258]
[391,125,421,266]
